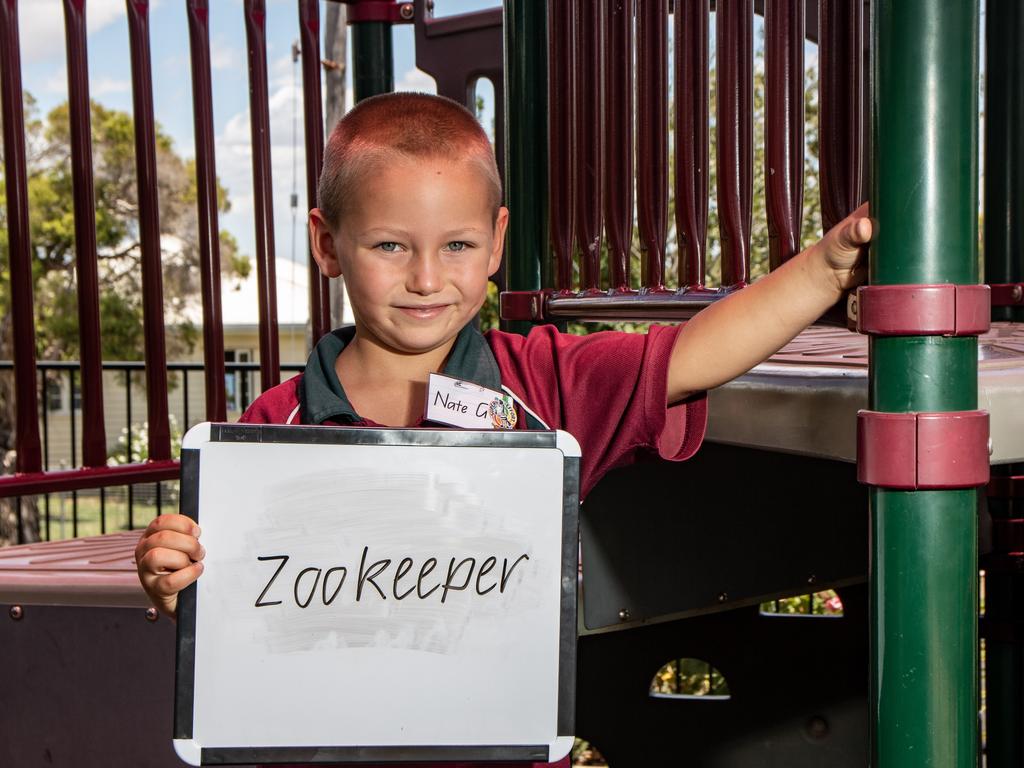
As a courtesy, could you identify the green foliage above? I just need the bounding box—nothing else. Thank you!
[0,94,248,366]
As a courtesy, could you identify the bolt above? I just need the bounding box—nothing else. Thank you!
[807,574,818,586]
[806,716,829,740]
[618,608,631,622]
[717,592,728,604]
[1013,284,1023,303]
[145,607,159,622]
[399,3,414,20]
[9,605,23,621]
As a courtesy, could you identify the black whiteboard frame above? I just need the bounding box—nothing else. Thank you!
[174,423,579,765]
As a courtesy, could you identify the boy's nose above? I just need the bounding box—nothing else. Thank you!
[406,251,442,295]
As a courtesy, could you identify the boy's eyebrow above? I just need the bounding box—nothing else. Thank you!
[358,227,488,238]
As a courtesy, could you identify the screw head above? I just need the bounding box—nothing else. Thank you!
[717,592,728,604]
[806,715,829,740]
[618,608,631,622]
[9,605,23,620]
[807,574,818,586]
[399,3,414,20]
[1013,284,1023,303]
[145,607,159,622]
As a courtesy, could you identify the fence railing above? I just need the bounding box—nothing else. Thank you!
[0,359,304,544]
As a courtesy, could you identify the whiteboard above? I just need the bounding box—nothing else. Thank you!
[173,423,579,766]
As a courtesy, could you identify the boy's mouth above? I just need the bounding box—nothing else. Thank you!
[396,304,451,320]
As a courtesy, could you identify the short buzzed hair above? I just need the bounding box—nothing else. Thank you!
[317,92,502,228]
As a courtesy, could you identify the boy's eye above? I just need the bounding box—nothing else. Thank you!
[376,242,401,253]
[446,241,470,252]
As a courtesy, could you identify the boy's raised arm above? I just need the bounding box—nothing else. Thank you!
[667,203,872,403]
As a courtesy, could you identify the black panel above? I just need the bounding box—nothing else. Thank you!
[211,423,558,450]
[581,442,868,628]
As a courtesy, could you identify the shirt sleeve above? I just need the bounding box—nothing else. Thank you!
[488,324,707,498]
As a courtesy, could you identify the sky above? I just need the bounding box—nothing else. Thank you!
[17,0,499,281]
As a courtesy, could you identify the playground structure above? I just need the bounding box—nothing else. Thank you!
[0,0,1022,766]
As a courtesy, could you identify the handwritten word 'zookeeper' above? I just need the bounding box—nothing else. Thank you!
[254,547,531,609]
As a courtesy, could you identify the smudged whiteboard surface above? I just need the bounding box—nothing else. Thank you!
[188,436,569,750]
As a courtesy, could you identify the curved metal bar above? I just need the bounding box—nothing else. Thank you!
[126,0,171,461]
[637,0,668,290]
[715,0,753,288]
[244,0,281,390]
[186,0,227,422]
[0,0,42,473]
[604,0,634,292]
[674,0,709,289]
[298,0,331,342]
[573,0,603,292]
[765,0,805,269]
[548,0,575,291]
[819,0,863,230]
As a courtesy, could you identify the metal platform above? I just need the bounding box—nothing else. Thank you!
[707,321,1024,463]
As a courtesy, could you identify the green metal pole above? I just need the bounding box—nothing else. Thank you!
[352,21,394,102]
[871,2,980,766]
[984,0,1024,323]
[502,0,547,335]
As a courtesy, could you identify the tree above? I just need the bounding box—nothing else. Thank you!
[0,96,248,544]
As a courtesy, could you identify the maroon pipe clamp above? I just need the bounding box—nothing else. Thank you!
[857,410,990,489]
[341,0,414,24]
[848,283,991,336]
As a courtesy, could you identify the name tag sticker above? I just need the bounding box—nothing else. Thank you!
[425,372,518,430]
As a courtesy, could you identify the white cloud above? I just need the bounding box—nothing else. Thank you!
[17,0,124,63]
[396,67,437,94]
[209,39,242,72]
[43,68,127,97]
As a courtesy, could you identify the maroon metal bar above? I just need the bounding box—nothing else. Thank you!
[62,0,107,467]
[244,0,281,390]
[0,461,180,499]
[573,0,603,293]
[637,0,669,290]
[126,0,171,462]
[186,0,227,422]
[549,0,575,291]
[674,0,709,288]
[818,0,862,230]
[715,0,753,288]
[764,0,804,269]
[0,1,42,474]
[604,0,633,292]
[298,0,331,342]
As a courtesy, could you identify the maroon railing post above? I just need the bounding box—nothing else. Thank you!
[674,0,710,289]
[126,0,171,462]
[244,0,281,390]
[573,0,604,293]
[0,0,43,474]
[715,0,753,288]
[637,0,669,291]
[604,0,634,292]
[298,0,331,343]
[818,0,863,230]
[765,0,805,269]
[62,0,108,468]
[186,0,227,423]
[549,0,575,292]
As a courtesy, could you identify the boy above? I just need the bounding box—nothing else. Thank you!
[137,92,870,642]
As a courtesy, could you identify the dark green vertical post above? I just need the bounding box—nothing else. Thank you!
[871,2,980,767]
[503,0,547,335]
[984,0,1024,323]
[352,22,394,102]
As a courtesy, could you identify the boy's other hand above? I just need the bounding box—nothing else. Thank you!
[135,513,205,619]
[818,202,871,293]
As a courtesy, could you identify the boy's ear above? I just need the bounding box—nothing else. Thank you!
[308,208,343,279]
[488,207,510,277]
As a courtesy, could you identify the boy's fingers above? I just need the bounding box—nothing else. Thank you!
[142,513,201,539]
[135,529,205,562]
[138,547,195,578]
[833,214,873,252]
[153,561,204,597]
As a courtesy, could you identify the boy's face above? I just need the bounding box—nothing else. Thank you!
[310,156,508,357]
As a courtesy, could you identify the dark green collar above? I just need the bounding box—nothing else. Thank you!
[301,323,502,425]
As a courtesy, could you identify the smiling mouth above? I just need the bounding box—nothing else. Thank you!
[396,304,451,319]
